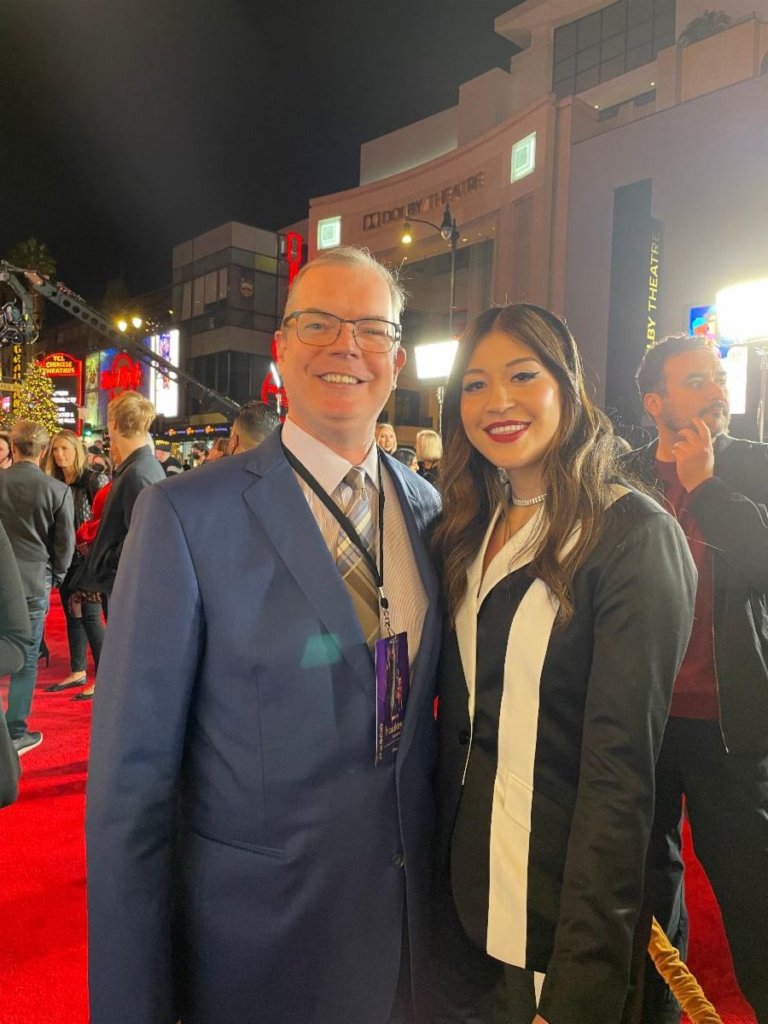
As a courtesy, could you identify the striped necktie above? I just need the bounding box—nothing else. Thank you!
[336,467,380,649]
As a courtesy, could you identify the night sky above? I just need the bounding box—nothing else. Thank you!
[2,0,518,303]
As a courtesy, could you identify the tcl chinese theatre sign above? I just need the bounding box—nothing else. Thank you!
[38,352,83,431]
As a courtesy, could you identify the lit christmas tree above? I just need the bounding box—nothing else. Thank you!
[11,361,60,434]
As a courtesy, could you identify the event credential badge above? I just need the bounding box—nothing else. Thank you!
[374,632,410,765]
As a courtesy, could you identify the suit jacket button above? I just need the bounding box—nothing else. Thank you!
[459,730,470,745]
[390,852,405,868]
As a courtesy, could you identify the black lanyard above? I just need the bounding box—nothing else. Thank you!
[282,440,389,608]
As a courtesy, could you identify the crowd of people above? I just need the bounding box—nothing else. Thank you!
[1,244,767,1024]
[0,396,281,725]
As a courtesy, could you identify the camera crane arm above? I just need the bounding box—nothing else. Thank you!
[0,261,241,416]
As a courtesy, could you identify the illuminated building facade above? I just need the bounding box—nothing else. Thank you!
[309,0,768,434]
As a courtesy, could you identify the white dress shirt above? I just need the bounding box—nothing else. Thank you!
[282,418,428,662]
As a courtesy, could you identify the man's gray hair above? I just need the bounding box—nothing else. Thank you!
[10,420,49,458]
[285,246,407,322]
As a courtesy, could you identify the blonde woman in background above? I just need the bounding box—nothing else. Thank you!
[375,421,397,454]
[416,428,442,489]
[43,430,108,695]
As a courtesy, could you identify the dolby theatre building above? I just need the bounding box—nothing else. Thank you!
[309,0,768,436]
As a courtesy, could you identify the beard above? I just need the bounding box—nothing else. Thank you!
[660,400,730,438]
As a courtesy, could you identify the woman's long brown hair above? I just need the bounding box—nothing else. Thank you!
[431,304,621,625]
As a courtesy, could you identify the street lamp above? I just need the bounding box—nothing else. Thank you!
[401,204,460,336]
[116,315,144,333]
[414,339,459,435]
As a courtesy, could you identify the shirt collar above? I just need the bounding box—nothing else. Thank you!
[282,418,379,494]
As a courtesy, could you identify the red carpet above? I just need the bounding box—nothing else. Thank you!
[0,591,90,1024]
[681,827,755,1023]
[0,594,757,1023]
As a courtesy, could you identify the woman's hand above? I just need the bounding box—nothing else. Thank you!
[532,1016,550,1024]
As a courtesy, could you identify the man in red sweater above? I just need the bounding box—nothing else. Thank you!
[626,335,768,1024]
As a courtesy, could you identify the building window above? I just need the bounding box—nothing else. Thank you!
[553,0,676,99]
[189,351,258,407]
[511,132,537,182]
[394,388,422,427]
[317,216,341,250]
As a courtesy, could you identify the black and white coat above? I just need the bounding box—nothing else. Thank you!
[436,487,697,1024]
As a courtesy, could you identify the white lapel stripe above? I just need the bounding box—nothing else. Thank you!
[455,505,545,745]
[484,514,583,968]
[486,575,558,965]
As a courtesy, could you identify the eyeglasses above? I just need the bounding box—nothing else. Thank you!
[282,310,402,354]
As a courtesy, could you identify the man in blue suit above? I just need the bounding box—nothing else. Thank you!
[86,247,442,1024]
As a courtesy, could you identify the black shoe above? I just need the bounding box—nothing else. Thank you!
[12,731,43,755]
[72,691,94,702]
[44,675,87,692]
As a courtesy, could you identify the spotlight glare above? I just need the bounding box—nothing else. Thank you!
[414,340,459,381]
[716,279,768,341]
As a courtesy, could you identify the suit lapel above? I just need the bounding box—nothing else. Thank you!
[454,506,502,725]
[240,435,372,685]
[381,459,441,764]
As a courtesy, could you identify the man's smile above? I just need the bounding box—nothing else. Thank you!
[319,372,365,385]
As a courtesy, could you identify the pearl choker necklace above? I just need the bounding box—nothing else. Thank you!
[510,493,547,507]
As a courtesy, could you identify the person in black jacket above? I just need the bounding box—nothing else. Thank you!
[429,305,695,1024]
[73,392,164,699]
[42,430,109,695]
[0,420,74,754]
[625,334,768,1024]
[0,519,29,804]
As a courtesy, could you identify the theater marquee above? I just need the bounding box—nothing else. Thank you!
[38,352,83,432]
[362,172,486,232]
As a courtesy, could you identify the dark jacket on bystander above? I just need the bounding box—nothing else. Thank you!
[623,433,768,753]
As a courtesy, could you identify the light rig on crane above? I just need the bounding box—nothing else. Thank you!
[0,261,241,418]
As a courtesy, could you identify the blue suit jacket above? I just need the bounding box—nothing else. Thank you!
[86,431,442,1024]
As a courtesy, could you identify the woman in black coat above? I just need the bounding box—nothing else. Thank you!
[429,305,697,1024]
[43,430,108,696]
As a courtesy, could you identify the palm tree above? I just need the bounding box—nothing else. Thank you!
[5,238,57,332]
[7,238,57,277]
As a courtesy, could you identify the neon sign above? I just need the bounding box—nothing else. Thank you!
[100,352,143,398]
[38,351,84,432]
[285,232,303,286]
[261,337,288,419]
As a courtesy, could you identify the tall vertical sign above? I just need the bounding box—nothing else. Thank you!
[261,232,303,419]
[284,231,303,286]
[149,330,179,417]
[646,222,662,347]
[605,180,663,431]
[11,344,23,414]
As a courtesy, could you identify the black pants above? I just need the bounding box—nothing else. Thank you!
[428,866,651,1024]
[641,718,768,1024]
[427,872,543,1024]
[59,583,105,674]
